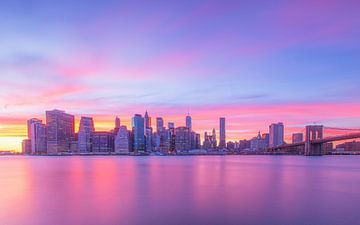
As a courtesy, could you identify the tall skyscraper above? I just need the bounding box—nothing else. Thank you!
[156,117,164,133]
[30,120,47,154]
[78,117,95,152]
[115,116,121,129]
[114,126,130,153]
[145,127,153,152]
[186,113,192,130]
[27,118,42,139]
[144,111,151,128]
[219,117,226,148]
[269,122,284,147]
[46,109,75,153]
[132,114,145,153]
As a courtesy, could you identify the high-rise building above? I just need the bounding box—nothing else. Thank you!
[27,118,42,139]
[132,114,145,153]
[203,129,217,149]
[145,127,153,152]
[144,111,151,128]
[114,126,130,153]
[115,116,121,130]
[78,117,95,152]
[30,120,47,154]
[219,117,226,148]
[292,133,304,144]
[92,131,114,152]
[46,109,75,153]
[175,126,191,152]
[269,122,284,147]
[156,117,164,133]
[186,113,192,130]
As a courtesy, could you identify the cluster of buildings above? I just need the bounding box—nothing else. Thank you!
[226,122,284,152]
[22,109,226,155]
[22,110,360,155]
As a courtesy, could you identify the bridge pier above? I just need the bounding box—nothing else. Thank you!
[304,125,324,156]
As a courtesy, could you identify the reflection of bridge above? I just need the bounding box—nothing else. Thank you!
[268,125,360,156]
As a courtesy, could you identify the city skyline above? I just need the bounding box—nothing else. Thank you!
[1,0,360,151]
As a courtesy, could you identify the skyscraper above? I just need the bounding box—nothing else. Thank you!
[269,122,284,147]
[30,120,47,154]
[27,118,42,139]
[115,116,120,129]
[186,113,192,130]
[114,126,130,154]
[144,111,153,152]
[145,127,153,152]
[219,117,226,148]
[144,111,151,128]
[78,117,95,152]
[156,117,164,133]
[46,109,75,153]
[132,114,145,153]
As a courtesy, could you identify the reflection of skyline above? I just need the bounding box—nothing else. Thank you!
[1,0,360,151]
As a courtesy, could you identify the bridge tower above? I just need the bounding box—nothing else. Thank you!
[304,125,324,156]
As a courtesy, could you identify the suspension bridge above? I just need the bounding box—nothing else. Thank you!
[268,125,360,156]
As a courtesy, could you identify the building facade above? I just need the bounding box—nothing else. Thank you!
[114,126,130,153]
[30,120,47,154]
[269,122,284,147]
[78,116,95,152]
[219,117,226,148]
[132,114,145,153]
[175,126,191,152]
[46,109,75,153]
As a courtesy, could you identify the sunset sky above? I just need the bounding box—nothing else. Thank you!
[1,0,360,151]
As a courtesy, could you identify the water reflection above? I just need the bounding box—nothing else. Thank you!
[0,156,360,225]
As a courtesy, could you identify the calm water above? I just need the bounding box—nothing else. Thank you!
[0,156,360,225]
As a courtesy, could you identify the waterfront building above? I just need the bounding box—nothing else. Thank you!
[30,120,47,154]
[132,114,145,153]
[46,109,75,153]
[175,126,191,152]
[250,132,268,151]
[22,139,31,154]
[27,118,42,139]
[203,129,217,149]
[92,131,114,152]
[78,117,95,152]
[269,122,284,147]
[219,117,226,148]
[336,141,360,152]
[114,126,130,153]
